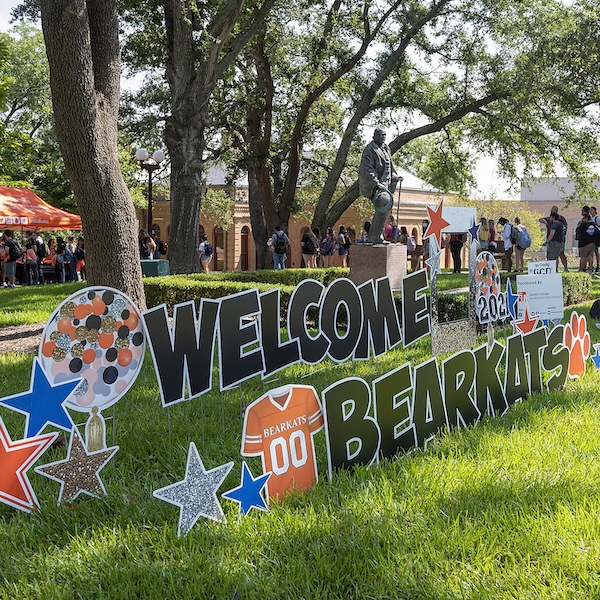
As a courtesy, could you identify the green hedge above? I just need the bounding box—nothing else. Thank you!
[144,271,592,321]
[186,267,348,287]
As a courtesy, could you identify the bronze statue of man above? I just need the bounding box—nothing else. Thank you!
[359,129,400,243]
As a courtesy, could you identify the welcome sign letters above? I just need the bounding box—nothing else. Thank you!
[0,249,592,531]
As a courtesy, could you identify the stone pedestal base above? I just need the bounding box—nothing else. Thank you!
[349,244,407,290]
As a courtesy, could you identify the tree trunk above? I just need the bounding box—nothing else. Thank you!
[40,0,145,309]
[247,168,270,269]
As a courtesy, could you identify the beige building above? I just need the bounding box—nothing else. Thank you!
[138,166,457,271]
[521,177,600,252]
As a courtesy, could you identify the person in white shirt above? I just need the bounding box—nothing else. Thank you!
[497,217,513,272]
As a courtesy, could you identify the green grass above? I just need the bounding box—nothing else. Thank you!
[1,320,600,597]
[0,278,600,598]
[0,282,86,326]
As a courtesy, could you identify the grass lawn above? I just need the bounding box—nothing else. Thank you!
[0,277,599,598]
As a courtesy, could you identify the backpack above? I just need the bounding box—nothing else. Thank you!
[36,240,49,260]
[139,238,151,258]
[203,241,213,257]
[406,236,416,252]
[304,235,316,254]
[510,224,519,244]
[591,299,600,319]
[342,234,350,250]
[519,228,531,249]
[274,232,287,254]
[158,240,168,255]
[7,240,22,262]
[320,237,332,255]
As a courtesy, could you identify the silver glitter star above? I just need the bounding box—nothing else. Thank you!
[426,246,442,276]
[153,442,233,536]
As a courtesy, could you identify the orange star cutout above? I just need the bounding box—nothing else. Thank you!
[424,200,450,247]
[0,418,57,512]
[514,303,539,334]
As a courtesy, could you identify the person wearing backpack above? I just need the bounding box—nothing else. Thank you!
[301,228,319,268]
[271,225,289,270]
[540,206,569,272]
[590,206,600,272]
[513,217,530,272]
[337,225,350,268]
[198,235,213,274]
[2,230,21,288]
[497,217,514,272]
[576,213,598,272]
[138,228,156,260]
[320,227,335,267]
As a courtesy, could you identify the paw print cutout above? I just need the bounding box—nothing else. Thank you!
[564,312,591,378]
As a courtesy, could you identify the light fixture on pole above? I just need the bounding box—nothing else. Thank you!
[135,148,165,234]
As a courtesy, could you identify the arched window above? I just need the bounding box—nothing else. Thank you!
[240,226,250,271]
[213,226,225,271]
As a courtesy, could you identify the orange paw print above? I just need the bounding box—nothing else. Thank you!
[564,312,591,378]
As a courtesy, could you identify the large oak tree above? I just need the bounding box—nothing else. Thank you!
[40,0,146,307]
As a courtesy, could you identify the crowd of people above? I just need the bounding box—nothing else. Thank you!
[0,229,85,287]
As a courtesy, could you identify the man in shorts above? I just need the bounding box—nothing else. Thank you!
[576,213,598,272]
[540,206,569,271]
[545,212,565,269]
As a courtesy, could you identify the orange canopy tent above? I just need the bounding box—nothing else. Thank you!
[0,187,82,231]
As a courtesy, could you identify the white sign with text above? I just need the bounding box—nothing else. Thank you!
[516,273,564,321]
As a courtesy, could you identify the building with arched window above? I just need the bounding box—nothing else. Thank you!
[137,164,447,272]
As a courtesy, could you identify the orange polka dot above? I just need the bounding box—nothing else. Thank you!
[99,333,114,349]
[42,341,56,357]
[82,349,96,364]
[125,313,139,330]
[118,348,132,367]
[92,296,106,316]
[74,303,93,320]
[57,318,73,333]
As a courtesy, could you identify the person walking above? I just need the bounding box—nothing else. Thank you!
[198,235,213,274]
[320,227,335,267]
[545,212,565,270]
[576,213,598,272]
[478,218,490,251]
[301,228,319,268]
[2,230,21,288]
[271,226,289,270]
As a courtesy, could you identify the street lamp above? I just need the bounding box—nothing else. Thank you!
[135,148,165,234]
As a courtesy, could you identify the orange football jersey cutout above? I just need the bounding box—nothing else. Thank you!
[242,385,323,501]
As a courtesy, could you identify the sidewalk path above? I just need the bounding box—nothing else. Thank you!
[0,323,44,355]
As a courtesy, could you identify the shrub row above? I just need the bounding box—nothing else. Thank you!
[144,271,592,322]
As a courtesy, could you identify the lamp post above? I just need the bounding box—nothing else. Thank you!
[135,148,165,234]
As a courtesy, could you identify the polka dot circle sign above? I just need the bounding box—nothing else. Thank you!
[475,251,501,298]
[38,287,145,412]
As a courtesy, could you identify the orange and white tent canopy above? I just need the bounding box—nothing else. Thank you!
[0,187,82,231]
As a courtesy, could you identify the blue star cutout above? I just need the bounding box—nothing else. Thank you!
[468,221,480,243]
[542,319,549,329]
[592,345,600,370]
[222,462,271,516]
[0,358,79,437]
[506,278,519,320]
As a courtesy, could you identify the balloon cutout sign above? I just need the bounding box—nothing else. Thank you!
[38,287,145,413]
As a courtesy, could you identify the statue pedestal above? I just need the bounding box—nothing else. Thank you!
[349,244,407,291]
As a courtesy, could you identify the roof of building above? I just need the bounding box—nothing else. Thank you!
[205,162,438,193]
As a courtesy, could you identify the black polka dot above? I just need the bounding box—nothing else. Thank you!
[132,332,144,346]
[73,319,80,326]
[87,291,96,300]
[69,358,83,373]
[102,291,114,305]
[103,307,109,315]
[103,366,118,385]
[121,310,130,320]
[86,315,101,330]
[118,325,130,339]
[106,348,118,362]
